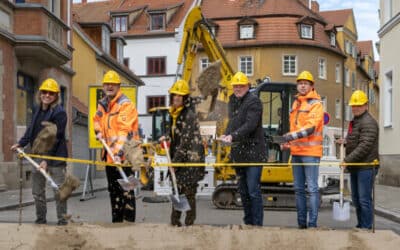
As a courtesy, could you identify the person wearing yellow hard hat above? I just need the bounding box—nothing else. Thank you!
[219,71,267,226]
[280,70,324,229]
[11,78,69,225]
[160,79,205,226]
[338,90,379,230]
[93,70,139,223]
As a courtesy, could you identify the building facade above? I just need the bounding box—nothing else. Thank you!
[378,0,400,186]
[0,0,73,190]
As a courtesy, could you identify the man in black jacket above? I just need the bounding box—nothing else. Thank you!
[340,90,379,230]
[220,72,266,226]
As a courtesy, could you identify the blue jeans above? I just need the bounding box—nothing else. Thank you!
[292,156,320,228]
[350,168,377,229]
[236,166,263,226]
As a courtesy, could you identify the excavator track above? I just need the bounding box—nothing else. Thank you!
[212,184,297,210]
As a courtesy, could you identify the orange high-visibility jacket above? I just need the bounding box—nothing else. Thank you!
[287,90,324,157]
[93,90,138,163]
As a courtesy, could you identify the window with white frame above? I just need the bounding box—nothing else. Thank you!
[321,96,327,112]
[383,0,393,23]
[345,67,350,87]
[330,32,336,47]
[300,24,313,39]
[102,26,110,54]
[150,13,165,31]
[239,56,253,76]
[352,45,357,58]
[116,39,123,64]
[113,16,128,32]
[383,70,393,127]
[240,25,254,39]
[369,88,376,104]
[345,102,352,121]
[283,55,297,75]
[335,63,341,83]
[351,72,356,90]
[199,58,210,71]
[335,99,341,119]
[318,58,327,79]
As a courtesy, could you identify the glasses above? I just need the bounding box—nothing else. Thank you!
[41,91,56,96]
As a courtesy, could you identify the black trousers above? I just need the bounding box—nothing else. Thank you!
[171,184,197,226]
[106,166,136,223]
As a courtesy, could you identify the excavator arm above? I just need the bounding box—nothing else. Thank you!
[177,6,235,104]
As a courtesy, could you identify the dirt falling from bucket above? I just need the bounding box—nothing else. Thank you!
[197,60,222,97]
[58,174,80,201]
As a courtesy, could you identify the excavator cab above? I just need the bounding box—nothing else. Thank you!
[252,82,297,167]
[149,107,170,142]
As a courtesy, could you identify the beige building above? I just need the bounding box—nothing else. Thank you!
[378,0,400,186]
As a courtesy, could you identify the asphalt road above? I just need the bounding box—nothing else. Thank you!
[0,190,399,234]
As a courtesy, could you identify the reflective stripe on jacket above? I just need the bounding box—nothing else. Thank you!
[93,90,138,163]
[288,90,324,157]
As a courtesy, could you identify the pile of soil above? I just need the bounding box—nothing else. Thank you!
[1,223,399,250]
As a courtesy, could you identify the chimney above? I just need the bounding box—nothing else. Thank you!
[311,1,320,13]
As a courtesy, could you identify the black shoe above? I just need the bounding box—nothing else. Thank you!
[57,220,68,226]
[298,225,307,229]
[171,221,182,227]
[35,219,47,225]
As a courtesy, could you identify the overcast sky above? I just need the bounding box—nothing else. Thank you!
[319,0,380,58]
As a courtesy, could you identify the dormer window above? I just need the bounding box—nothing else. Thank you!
[237,17,257,40]
[240,25,254,39]
[113,16,128,32]
[150,13,165,31]
[301,24,313,39]
[330,32,336,47]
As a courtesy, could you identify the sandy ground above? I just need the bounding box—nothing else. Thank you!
[1,223,399,250]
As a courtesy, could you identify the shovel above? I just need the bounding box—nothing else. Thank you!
[162,140,191,212]
[333,144,350,221]
[99,138,140,191]
[15,148,79,201]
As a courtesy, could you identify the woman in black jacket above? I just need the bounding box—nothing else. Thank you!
[11,78,68,225]
[166,79,205,227]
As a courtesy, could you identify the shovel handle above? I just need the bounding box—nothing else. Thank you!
[162,140,180,200]
[339,143,345,207]
[99,138,129,182]
[15,148,59,190]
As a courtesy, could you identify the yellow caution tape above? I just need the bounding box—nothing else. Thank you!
[19,153,379,169]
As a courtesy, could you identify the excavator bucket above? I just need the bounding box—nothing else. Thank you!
[197,60,222,97]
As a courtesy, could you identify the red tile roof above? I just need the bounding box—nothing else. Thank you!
[73,0,196,36]
[202,0,324,22]
[319,9,353,27]
[201,0,343,55]
[357,40,373,57]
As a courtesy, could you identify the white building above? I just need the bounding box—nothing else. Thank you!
[378,0,400,186]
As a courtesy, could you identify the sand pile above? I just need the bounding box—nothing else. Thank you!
[1,223,399,250]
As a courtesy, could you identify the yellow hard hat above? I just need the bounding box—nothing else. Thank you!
[169,79,190,95]
[39,78,60,93]
[349,90,368,106]
[231,72,249,86]
[297,70,314,84]
[102,70,121,84]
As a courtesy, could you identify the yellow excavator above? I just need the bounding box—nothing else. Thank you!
[147,6,338,208]
[172,6,302,209]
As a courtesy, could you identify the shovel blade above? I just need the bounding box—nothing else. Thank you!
[332,201,350,221]
[170,194,191,212]
[117,175,140,191]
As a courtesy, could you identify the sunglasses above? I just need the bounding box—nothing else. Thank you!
[41,90,57,96]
